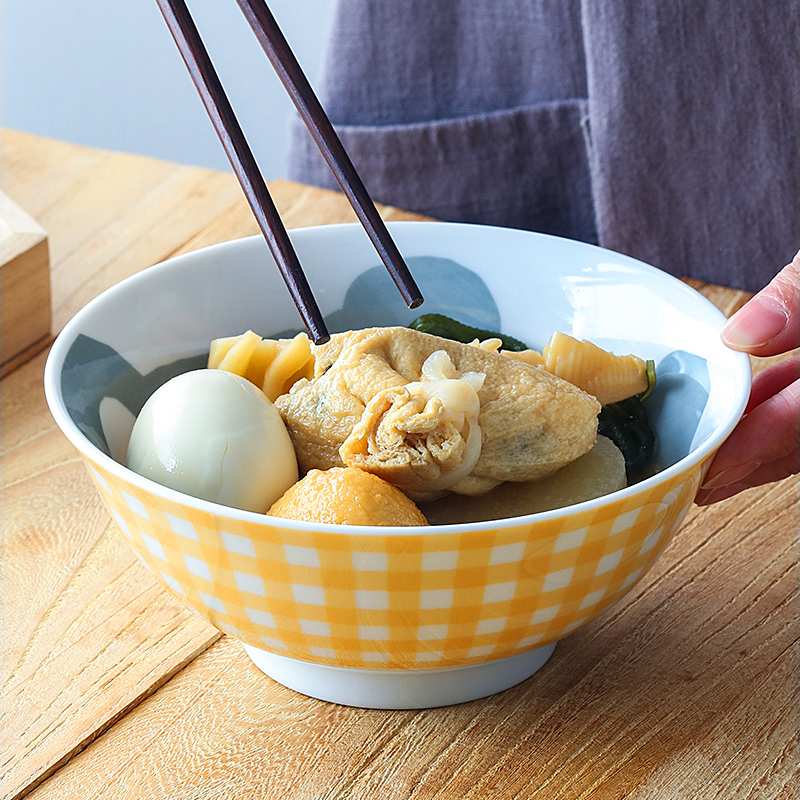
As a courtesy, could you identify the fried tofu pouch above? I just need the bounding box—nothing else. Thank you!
[274,327,601,496]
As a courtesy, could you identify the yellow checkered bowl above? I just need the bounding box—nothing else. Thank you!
[44,222,750,708]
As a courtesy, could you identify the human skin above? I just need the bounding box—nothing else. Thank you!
[695,250,800,505]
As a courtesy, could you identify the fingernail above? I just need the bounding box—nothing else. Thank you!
[700,462,761,491]
[722,295,789,350]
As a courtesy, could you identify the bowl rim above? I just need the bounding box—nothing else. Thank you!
[44,220,752,536]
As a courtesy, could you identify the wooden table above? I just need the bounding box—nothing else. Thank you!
[2,129,797,800]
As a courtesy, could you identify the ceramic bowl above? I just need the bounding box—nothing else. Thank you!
[44,221,751,708]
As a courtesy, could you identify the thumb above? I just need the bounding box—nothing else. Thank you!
[722,249,800,357]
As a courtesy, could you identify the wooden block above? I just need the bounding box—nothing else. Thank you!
[0,190,51,373]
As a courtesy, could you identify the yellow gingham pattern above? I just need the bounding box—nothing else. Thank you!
[85,456,702,669]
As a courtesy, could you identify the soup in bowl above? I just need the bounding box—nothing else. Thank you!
[44,221,750,708]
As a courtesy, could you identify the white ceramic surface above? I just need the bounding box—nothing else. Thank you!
[244,641,558,708]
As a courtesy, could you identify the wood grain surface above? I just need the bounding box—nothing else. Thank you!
[0,190,50,375]
[2,129,797,800]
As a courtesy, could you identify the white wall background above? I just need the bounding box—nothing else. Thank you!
[3,0,337,179]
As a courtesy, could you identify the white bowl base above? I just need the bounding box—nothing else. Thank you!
[242,641,558,709]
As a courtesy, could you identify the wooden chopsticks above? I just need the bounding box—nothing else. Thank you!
[155,0,423,345]
[233,0,424,311]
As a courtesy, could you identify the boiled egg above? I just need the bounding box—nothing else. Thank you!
[126,369,298,512]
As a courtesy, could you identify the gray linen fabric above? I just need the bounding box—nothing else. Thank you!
[288,0,799,290]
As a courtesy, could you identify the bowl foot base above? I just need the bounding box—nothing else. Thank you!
[242,641,557,709]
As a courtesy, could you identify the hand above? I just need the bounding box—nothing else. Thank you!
[695,250,800,505]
